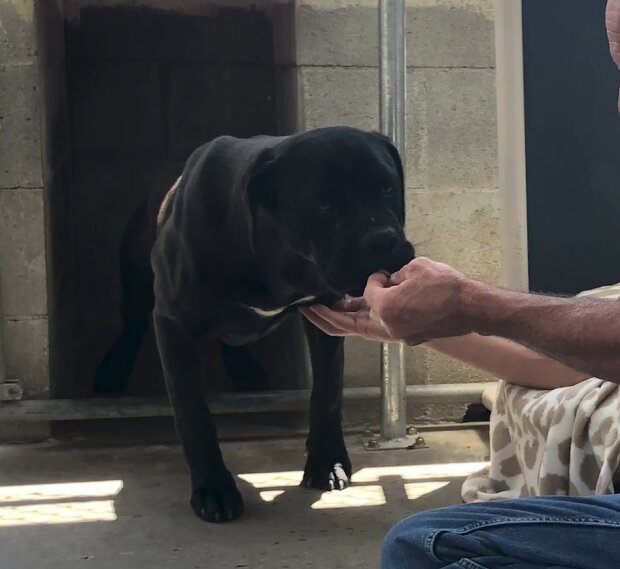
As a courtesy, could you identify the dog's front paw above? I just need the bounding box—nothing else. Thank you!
[302,454,352,491]
[190,473,244,523]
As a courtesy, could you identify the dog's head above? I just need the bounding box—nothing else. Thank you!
[247,126,415,296]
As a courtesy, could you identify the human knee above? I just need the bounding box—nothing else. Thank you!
[381,512,439,569]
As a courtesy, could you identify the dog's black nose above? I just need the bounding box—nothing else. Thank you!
[362,228,399,259]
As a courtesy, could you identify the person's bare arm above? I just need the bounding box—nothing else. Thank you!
[303,258,620,384]
[425,334,589,389]
[302,284,590,389]
[462,282,620,383]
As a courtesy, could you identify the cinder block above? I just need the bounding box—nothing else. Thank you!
[0,0,36,63]
[407,68,498,190]
[406,345,428,384]
[344,337,427,387]
[0,63,42,188]
[407,4,495,68]
[405,188,500,386]
[344,337,379,387]
[406,189,503,283]
[423,346,498,384]
[2,316,50,398]
[0,188,48,316]
[69,62,164,154]
[168,64,278,152]
[297,1,377,67]
[343,400,471,428]
[294,0,493,68]
[300,67,379,130]
[408,401,471,424]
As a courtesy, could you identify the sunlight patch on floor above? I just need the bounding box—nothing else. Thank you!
[0,480,123,527]
[240,462,488,509]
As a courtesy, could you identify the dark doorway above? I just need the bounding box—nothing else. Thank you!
[50,2,304,399]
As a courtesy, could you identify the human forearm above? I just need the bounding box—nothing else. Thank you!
[463,282,620,383]
[303,257,620,386]
[426,334,589,389]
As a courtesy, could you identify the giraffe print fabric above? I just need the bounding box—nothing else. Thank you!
[462,282,620,502]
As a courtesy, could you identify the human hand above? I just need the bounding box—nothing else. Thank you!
[302,257,476,345]
[301,279,400,344]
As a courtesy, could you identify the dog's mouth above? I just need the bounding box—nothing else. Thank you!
[326,240,415,297]
[372,240,416,274]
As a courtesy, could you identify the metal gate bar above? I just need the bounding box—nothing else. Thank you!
[378,0,408,442]
[0,383,487,422]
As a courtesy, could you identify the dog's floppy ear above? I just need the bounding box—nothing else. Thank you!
[246,148,277,219]
[371,132,406,222]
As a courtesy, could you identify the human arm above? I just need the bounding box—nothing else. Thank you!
[302,290,590,389]
[459,278,620,383]
[302,258,620,384]
[425,334,589,389]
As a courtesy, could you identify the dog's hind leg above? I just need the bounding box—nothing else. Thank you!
[94,202,154,394]
[301,319,351,491]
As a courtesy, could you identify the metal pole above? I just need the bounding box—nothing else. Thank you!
[379,0,407,441]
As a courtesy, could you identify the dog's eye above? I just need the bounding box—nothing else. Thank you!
[381,186,393,196]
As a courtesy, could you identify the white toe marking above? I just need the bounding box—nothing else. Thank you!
[333,463,349,489]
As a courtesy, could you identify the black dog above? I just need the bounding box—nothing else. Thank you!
[94,126,415,523]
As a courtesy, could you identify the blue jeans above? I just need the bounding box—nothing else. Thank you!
[381,494,620,569]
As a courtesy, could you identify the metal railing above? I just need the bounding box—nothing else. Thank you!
[0,384,488,422]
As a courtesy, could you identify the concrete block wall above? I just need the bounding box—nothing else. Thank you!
[0,0,52,440]
[289,0,500,407]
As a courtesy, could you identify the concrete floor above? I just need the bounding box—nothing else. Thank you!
[0,422,489,569]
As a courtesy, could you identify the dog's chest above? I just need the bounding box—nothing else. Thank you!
[208,295,317,346]
[243,295,316,317]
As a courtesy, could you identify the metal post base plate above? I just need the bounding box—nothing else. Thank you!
[360,426,429,451]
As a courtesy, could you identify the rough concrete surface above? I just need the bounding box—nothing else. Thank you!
[0,188,48,317]
[406,189,502,283]
[0,63,43,189]
[2,317,49,397]
[296,1,494,68]
[0,0,36,63]
[0,427,489,569]
[300,66,379,131]
[407,68,498,190]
